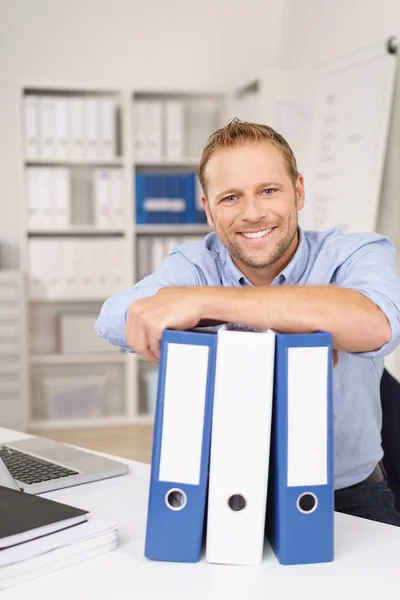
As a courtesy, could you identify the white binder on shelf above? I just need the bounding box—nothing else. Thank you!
[79,239,95,298]
[111,168,124,229]
[54,168,70,228]
[54,97,69,160]
[47,239,62,299]
[206,324,276,566]
[165,101,184,160]
[24,96,39,160]
[148,102,163,161]
[133,101,148,162]
[94,240,108,298]
[39,96,55,159]
[61,239,79,298]
[26,167,40,231]
[98,98,116,160]
[28,240,43,298]
[38,168,54,229]
[93,169,111,228]
[70,97,84,160]
[110,239,126,292]
[84,98,99,160]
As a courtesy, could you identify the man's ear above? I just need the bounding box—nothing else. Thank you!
[201,195,214,228]
[295,174,305,211]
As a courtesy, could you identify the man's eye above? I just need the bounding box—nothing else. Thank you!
[263,188,277,195]
[223,195,236,202]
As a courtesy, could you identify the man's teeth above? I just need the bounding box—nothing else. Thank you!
[241,228,273,239]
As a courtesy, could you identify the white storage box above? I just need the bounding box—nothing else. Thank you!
[43,375,105,419]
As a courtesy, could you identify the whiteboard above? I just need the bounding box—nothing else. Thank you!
[300,38,397,233]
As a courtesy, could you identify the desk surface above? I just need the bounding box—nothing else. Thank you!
[1,426,399,599]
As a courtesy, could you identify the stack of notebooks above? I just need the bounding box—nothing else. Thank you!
[144,324,334,566]
[0,486,117,590]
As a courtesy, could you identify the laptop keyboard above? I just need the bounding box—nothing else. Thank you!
[0,446,79,485]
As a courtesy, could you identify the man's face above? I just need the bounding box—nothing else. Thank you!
[202,141,305,280]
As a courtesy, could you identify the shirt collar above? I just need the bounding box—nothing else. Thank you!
[217,226,310,286]
[279,226,310,284]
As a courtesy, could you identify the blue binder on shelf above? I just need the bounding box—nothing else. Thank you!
[266,331,334,566]
[135,173,196,224]
[144,328,217,563]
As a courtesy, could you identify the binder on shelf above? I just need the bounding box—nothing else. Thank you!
[28,238,126,300]
[26,168,71,230]
[265,331,334,566]
[39,96,55,159]
[26,167,40,230]
[98,98,116,160]
[54,168,71,228]
[93,169,111,228]
[205,324,276,566]
[94,168,124,229]
[38,168,54,229]
[84,98,99,160]
[133,101,148,162]
[54,97,69,160]
[24,96,39,160]
[147,102,163,162]
[110,168,124,228]
[135,173,196,224]
[70,97,84,160]
[165,101,184,160]
[144,328,218,563]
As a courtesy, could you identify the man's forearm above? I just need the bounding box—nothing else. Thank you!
[198,285,391,353]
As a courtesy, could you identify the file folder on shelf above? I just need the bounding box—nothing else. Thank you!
[144,328,217,563]
[206,324,276,566]
[266,331,334,566]
[135,173,196,224]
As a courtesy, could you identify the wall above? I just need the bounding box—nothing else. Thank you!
[279,0,400,70]
[0,0,286,268]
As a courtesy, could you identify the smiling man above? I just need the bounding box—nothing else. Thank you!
[95,119,400,525]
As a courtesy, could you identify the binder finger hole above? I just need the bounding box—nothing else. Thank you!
[297,492,318,514]
[228,494,246,512]
[165,488,187,511]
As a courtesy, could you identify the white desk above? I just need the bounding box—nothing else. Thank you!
[1,426,400,599]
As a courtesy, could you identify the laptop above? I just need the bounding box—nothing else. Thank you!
[0,434,129,494]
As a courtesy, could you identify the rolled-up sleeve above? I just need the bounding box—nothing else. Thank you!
[94,251,202,351]
[337,236,400,358]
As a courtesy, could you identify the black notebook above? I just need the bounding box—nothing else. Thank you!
[0,485,89,548]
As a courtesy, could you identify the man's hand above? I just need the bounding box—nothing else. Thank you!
[125,287,205,363]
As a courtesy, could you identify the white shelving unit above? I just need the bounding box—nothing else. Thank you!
[0,271,28,431]
[18,84,227,431]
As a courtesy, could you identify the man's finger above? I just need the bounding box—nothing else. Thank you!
[148,329,162,363]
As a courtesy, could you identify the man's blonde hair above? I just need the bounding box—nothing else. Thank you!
[198,118,298,196]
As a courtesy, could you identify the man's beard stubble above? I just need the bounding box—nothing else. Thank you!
[224,213,298,270]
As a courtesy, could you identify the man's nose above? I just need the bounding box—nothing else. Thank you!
[242,197,266,222]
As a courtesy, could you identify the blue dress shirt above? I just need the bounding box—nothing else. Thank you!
[95,227,400,490]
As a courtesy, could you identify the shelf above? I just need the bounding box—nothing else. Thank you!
[135,157,200,167]
[134,414,154,425]
[30,353,127,365]
[135,224,211,235]
[28,415,140,431]
[25,157,124,167]
[28,226,125,236]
